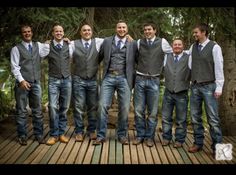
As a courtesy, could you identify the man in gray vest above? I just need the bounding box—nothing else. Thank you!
[71,23,104,142]
[188,23,224,157]
[133,22,172,147]
[161,38,191,148]
[93,20,137,145]
[46,24,73,145]
[10,24,49,145]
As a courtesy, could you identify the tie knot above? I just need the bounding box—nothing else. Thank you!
[148,40,152,46]
[174,55,178,63]
[85,42,89,49]
[28,44,32,54]
[56,44,62,49]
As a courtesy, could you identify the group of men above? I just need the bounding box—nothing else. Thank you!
[10,20,224,157]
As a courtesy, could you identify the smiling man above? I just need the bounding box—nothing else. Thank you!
[93,20,137,145]
[133,22,172,147]
[45,24,73,145]
[70,23,104,142]
[161,38,191,148]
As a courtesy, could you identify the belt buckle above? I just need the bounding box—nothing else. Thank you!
[111,70,119,76]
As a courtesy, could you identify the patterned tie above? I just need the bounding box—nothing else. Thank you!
[85,42,89,49]
[28,44,32,54]
[174,55,178,63]
[56,43,62,50]
[117,39,122,49]
[198,44,202,52]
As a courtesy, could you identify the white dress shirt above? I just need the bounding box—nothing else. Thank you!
[188,38,224,93]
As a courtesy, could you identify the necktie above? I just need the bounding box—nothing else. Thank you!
[56,43,62,50]
[28,44,32,54]
[198,44,202,52]
[85,42,89,49]
[148,40,152,46]
[117,40,122,49]
[174,55,178,63]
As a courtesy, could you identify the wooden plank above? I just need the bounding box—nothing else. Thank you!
[150,145,161,164]
[91,144,102,164]
[123,131,131,164]
[100,129,110,164]
[108,129,116,164]
[65,142,82,164]
[23,126,50,164]
[15,125,48,164]
[185,133,208,164]
[39,126,70,164]
[143,142,154,164]
[169,143,185,164]
[136,140,146,164]
[74,134,90,164]
[116,134,123,164]
[57,127,76,164]
[129,130,138,164]
[83,137,96,164]
[158,133,177,164]
[154,132,169,164]
[48,126,74,164]
[181,138,199,164]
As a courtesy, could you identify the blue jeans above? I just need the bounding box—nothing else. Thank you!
[190,83,222,150]
[14,80,43,138]
[162,89,188,143]
[134,75,160,140]
[97,74,131,140]
[72,75,98,135]
[48,76,72,137]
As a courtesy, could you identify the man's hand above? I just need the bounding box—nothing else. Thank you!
[19,80,31,91]
[45,40,51,44]
[126,34,134,42]
[214,92,222,99]
[63,37,71,43]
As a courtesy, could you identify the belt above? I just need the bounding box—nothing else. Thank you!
[192,80,215,86]
[108,70,124,76]
[136,71,160,77]
[136,73,159,79]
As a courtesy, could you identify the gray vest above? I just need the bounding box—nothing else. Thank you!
[47,42,71,78]
[72,39,99,79]
[191,41,215,83]
[137,37,164,75]
[16,42,41,82]
[108,39,126,74]
[164,53,190,93]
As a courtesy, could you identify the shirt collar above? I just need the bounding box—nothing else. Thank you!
[146,36,156,43]
[173,51,184,58]
[22,41,32,48]
[199,38,210,47]
[82,39,91,45]
[53,39,63,46]
[115,35,126,44]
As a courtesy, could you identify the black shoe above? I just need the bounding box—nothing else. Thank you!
[35,135,46,144]
[18,137,27,146]
[118,137,129,145]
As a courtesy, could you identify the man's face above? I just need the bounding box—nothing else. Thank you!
[193,27,205,42]
[52,25,64,41]
[21,26,33,43]
[144,25,156,39]
[80,25,93,41]
[172,39,184,55]
[116,22,128,38]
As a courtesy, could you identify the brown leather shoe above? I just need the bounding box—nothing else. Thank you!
[162,139,170,146]
[89,132,97,140]
[46,137,59,145]
[145,138,154,147]
[59,135,69,143]
[75,134,83,142]
[173,142,182,148]
[132,138,143,145]
[93,138,105,145]
[118,137,129,145]
[188,144,202,153]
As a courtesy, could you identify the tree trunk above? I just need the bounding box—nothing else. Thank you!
[85,8,95,26]
[218,8,236,136]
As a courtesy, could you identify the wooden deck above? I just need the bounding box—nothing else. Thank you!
[0,124,235,164]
